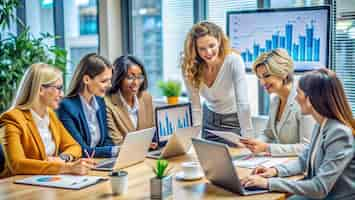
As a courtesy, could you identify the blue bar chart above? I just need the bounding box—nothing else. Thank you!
[228,8,329,71]
[157,106,191,141]
[240,23,320,63]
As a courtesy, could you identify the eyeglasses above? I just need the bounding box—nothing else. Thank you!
[125,75,145,83]
[42,84,64,91]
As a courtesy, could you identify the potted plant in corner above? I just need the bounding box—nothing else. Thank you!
[0,0,67,113]
[150,159,173,199]
[157,80,182,105]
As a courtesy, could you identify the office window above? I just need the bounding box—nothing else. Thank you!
[25,0,55,45]
[271,0,325,8]
[334,0,355,114]
[207,0,257,32]
[63,0,99,87]
[131,0,193,97]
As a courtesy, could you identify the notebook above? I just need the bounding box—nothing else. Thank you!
[14,175,108,190]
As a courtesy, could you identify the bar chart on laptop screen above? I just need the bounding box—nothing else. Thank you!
[157,106,191,141]
[228,8,329,71]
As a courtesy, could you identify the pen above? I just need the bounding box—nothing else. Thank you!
[84,149,90,158]
[84,149,95,159]
[91,150,95,158]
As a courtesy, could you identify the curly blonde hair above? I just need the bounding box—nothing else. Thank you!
[252,48,294,84]
[181,21,232,89]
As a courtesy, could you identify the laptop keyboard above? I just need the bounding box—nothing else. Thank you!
[96,158,116,168]
[149,148,162,156]
[244,186,265,191]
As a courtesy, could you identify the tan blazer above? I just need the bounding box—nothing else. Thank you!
[105,91,154,144]
[0,108,82,177]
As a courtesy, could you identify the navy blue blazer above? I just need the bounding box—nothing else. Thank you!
[57,95,115,158]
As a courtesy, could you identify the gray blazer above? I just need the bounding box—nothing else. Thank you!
[258,82,315,156]
[268,119,355,199]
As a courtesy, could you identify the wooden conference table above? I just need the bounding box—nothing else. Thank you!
[0,147,300,200]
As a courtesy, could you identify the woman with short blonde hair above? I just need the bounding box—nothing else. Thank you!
[240,48,315,156]
[0,63,94,177]
[181,21,253,145]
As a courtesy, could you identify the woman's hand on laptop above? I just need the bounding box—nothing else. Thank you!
[252,166,278,178]
[150,142,158,150]
[240,175,268,189]
[240,138,269,154]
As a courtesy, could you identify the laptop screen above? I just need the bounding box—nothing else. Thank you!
[155,103,192,143]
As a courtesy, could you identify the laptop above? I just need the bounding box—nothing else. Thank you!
[94,127,155,171]
[192,138,268,195]
[147,126,200,159]
[147,103,199,159]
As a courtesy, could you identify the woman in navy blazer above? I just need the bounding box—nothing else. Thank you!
[57,53,117,158]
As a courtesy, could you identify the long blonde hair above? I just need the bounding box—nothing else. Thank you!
[12,63,62,110]
[252,48,294,84]
[182,21,232,89]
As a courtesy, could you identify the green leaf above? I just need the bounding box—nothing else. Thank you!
[157,80,182,97]
[0,2,68,112]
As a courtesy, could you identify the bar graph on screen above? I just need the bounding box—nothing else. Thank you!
[155,103,192,142]
[227,6,330,72]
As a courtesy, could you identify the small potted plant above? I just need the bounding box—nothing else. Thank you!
[157,80,182,105]
[150,159,173,199]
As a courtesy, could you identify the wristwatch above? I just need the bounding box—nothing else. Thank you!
[59,154,73,162]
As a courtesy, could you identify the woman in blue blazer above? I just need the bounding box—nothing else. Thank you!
[241,68,355,199]
[57,53,117,158]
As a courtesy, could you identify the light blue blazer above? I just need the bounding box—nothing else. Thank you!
[258,82,315,156]
[268,119,355,199]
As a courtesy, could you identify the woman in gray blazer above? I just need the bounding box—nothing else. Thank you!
[241,68,355,200]
[241,49,314,156]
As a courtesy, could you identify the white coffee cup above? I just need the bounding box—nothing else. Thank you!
[110,170,128,195]
[181,161,202,179]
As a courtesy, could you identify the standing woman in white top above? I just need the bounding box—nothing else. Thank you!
[240,49,314,156]
[181,21,253,145]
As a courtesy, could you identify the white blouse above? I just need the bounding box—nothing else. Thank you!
[30,110,56,156]
[80,95,101,148]
[183,53,253,136]
[119,91,139,129]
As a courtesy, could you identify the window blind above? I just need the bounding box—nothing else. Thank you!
[207,0,257,31]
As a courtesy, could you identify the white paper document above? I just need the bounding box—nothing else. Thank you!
[233,156,290,169]
[15,175,108,190]
[205,129,247,144]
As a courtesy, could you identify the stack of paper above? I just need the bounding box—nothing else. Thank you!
[233,157,269,168]
[205,129,247,145]
[233,156,290,169]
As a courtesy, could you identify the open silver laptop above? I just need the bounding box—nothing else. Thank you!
[94,127,155,171]
[192,138,268,196]
[147,126,200,159]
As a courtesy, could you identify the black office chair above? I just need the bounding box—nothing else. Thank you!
[0,145,4,172]
[0,127,5,172]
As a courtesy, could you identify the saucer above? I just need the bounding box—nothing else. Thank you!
[175,171,204,181]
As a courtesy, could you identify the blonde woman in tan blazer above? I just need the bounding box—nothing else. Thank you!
[105,55,154,145]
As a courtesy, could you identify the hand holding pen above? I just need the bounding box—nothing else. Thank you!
[84,149,97,165]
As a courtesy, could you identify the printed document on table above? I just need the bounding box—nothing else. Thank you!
[14,175,108,190]
[205,129,247,144]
